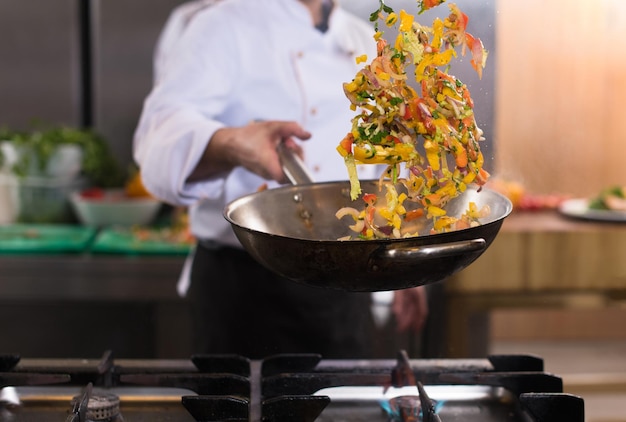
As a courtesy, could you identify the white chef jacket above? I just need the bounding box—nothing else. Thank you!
[133,0,380,250]
[152,0,219,84]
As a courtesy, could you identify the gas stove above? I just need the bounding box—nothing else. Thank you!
[0,350,584,421]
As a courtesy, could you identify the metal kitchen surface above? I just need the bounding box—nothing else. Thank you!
[0,350,584,421]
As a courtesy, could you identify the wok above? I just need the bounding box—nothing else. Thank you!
[223,147,512,292]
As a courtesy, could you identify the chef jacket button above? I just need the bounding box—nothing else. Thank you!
[310,107,318,116]
[313,165,321,172]
[297,51,304,58]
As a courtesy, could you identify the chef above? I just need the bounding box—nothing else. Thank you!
[133,0,428,359]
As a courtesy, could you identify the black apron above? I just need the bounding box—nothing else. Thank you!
[188,241,375,359]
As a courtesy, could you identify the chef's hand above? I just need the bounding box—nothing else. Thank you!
[187,120,311,183]
[392,286,428,333]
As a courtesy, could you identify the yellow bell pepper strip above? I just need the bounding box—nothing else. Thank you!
[426,205,447,219]
[355,54,368,65]
[433,215,458,231]
[385,12,398,26]
[353,143,418,165]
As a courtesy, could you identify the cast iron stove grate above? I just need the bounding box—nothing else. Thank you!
[0,349,584,421]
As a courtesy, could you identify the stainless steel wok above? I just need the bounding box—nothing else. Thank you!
[223,146,512,292]
[224,183,512,292]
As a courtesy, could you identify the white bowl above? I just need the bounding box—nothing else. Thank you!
[70,188,161,227]
[45,144,83,180]
[1,142,83,180]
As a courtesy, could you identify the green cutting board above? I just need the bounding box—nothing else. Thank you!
[90,228,192,255]
[0,224,97,253]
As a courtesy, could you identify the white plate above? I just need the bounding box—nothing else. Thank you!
[558,198,626,222]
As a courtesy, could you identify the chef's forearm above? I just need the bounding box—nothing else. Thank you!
[186,127,235,182]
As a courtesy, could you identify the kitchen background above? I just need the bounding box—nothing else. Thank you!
[0,0,625,419]
[0,0,498,358]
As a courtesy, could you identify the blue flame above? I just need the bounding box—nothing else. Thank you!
[379,398,446,421]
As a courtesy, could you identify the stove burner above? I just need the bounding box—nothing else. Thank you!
[68,383,124,422]
[71,393,122,421]
[384,395,422,421]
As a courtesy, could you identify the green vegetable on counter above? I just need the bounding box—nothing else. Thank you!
[0,125,125,188]
[588,185,626,210]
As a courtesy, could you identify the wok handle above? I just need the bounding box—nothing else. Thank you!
[277,142,315,185]
[376,238,487,263]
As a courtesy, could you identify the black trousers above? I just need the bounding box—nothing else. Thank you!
[187,242,375,359]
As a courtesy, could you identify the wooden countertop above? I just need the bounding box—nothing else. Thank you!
[499,210,626,233]
[2,210,625,299]
[447,210,626,293]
